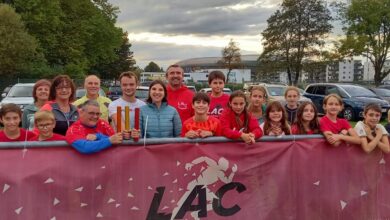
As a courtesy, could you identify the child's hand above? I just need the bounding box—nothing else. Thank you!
[185,130,199,139]
[326,133,342,145]
[109,132,123,144]
[131,129,140,139]
[86,134,97,141]
[364,125,372,136]
[376,127,383,137]
[122,130,131,140]
[241,133,255,144]
[199,130,213,138]
[340,129,348,136]
[271,126,283,136]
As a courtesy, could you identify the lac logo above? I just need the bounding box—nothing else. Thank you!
[147,157,247,220]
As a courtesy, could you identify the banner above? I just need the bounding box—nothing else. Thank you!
[0,139,389,219]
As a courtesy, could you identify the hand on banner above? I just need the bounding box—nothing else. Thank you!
[122,130,131,140]
[86,134,97,141]
[185,130,199,139]
[241,133,254,144]
[110,133,123,144]
[199,130,213,138]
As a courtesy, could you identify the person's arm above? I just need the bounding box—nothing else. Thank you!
[220,111,242,139]
[339,128,361,145]
[173,110,182,137]
[248,116,262,139]
[323,131,342,146]
[71,135,112,154]
[378,135,390,153]
[360,135,380,153]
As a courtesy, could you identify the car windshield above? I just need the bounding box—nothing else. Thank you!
[267,86,285,96]
[373,89,390,96]
[7,85,34,97]
[341,85,377,97]
[109,86,121,92]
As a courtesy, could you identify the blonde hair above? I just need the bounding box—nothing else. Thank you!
[284,86,300,98]
[323,94,343,106]
[34,110,55,124]
[249,85,267,98]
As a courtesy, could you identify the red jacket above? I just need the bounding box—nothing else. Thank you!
[66,119,114,144]
[219,108,262,140]
[166,85,194,123]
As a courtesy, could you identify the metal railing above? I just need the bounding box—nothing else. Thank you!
[0,135,325,149]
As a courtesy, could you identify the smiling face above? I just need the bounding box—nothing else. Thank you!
[192,100,209,115]
[55,81,72,101]
[166,66,184,89]
[80,105,101,127]
[364,109,381,128]
[35,85,50,102]
[150,83,165,104]
[1,112,20,132]
[120,76,137,98]
[302,104,315,122]
[269,107,283,123]
[36,119,55,139]
[323,96,343,116]
[84,75,100,97]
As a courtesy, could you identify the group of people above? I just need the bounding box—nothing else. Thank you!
[0,65,389,155]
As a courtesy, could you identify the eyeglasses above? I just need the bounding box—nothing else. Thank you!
[37,123,53,129]
[56,86,71,90]
[87,112,102,117]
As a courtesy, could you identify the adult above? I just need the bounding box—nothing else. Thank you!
[41,75,79,135]
[22,79,51,131]
[66,100,122,154]
[140,80,182,138]
[73,75,112,121]
[166,64,194,123]
[108,71,145,138]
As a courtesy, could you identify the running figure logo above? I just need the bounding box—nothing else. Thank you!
[171,156,237,220]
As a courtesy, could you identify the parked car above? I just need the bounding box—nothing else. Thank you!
[368,88,390,103]
[75,88,106,99]
[187,85,197,93]
[379,85,390,90]
[1,85,12,100]
[304,83,390,120]
[135,86,149,101]
[0,83,34,111]
[199,87,232,95]
[107,86,122,100]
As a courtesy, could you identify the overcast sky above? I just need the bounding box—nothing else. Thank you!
[109,0,341,69]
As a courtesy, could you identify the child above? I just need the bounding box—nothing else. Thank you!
[248,85,267,124]
[354,103,389,153]
[261,101,291,136]
[182,92,221,138]
[291,101,320,135]
[320,94,360,146]
[0,103,35,141]
[220,91,262,144]
[284,86,300,124]
[385,109,390,134]
[29,110,66,141]
[207,70,230,119]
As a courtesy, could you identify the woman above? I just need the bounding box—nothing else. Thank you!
[41,75,79,135]
[140,80,182,138]
[22,79,51,131]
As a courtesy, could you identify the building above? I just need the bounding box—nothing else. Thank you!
[326,59,363,82]
[364,60,390,82]
[187,69,251,84]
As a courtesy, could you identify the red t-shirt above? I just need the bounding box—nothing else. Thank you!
[219,109,263,139]
[208,93,229,119]
[0,129,36,142]
[167,85,194,123]
[319,115,351,134]
[29,133,66,141]
[66,119,115,144]
[291,124,315,135]
[181,116,222,137]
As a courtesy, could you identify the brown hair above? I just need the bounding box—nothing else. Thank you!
[228,90,250,132]
[119,71,138,84]
[284,86,300,98]
[323,94,343,106]
[208,71,225,84]
[293,101,320,134]
[34,110,55,124]
[0,103,22,118]
[146,80,167,103]
[192,92,210,104]
[249,85,267,99]
[49,75,76,102]
[33,79,51,103]
[364,103,381,115]
[263,101,291,135]
[166,64,184,76]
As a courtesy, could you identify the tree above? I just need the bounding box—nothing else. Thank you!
[0,4,42,77]
[144,61,163,72]
[259,0,332,85]
[337,0,390,86]
[219,39,242,83]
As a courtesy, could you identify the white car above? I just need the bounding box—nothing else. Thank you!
[0,83,35,111]
[199,88,232,94]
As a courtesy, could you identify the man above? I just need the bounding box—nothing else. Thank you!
[73,75,112,121]
[66,100,122,154]
[166,64,194,123]
[108,71,145,138]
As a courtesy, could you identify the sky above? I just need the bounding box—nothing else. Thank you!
[109,0,341,69]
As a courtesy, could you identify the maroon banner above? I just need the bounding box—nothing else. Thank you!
[0,139,389,219]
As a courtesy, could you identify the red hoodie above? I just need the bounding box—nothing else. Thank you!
[166,85,194,123]
[219,108,263,140]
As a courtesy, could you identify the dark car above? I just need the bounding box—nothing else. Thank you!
[304,83,390,121]
[369,88,390,103]
[107,86,122,100]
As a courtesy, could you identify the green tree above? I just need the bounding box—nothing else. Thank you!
[219,39,242,83]
[260,0,332,85]
[0,4,42,77]
[337,0,390,86]
[144,61,163,72]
